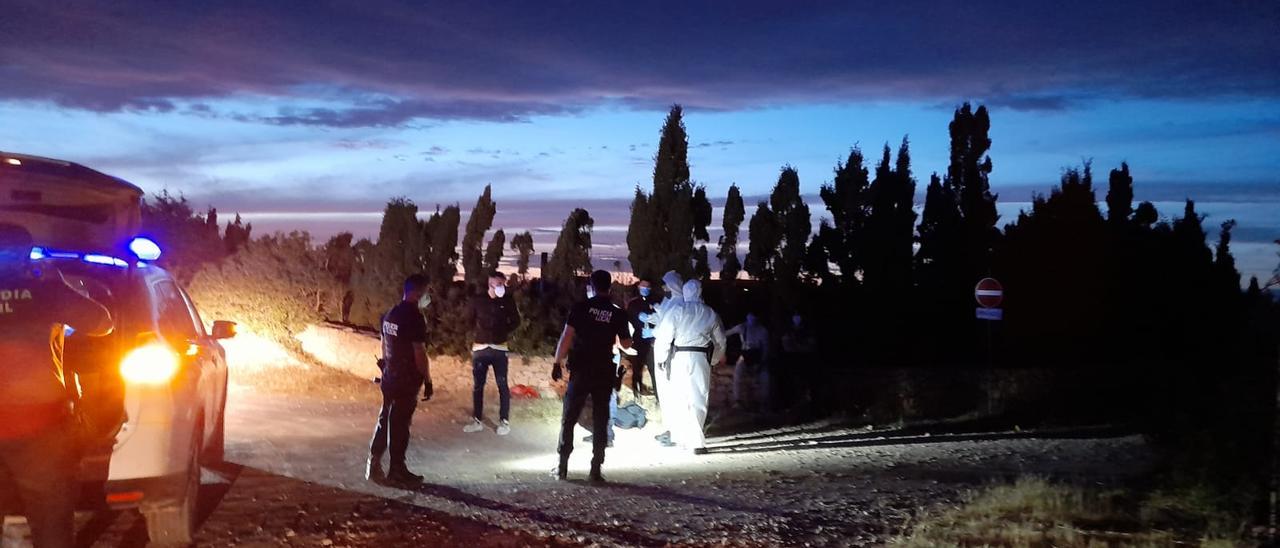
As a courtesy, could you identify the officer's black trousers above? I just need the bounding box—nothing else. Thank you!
[0,418,76,548]
[370,386,418,469]
[557,377,612,467]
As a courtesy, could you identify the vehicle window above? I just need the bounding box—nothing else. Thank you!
[179,287,207,337]
[154,281,198,342]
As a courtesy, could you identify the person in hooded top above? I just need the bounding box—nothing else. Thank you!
[652,279,726,454]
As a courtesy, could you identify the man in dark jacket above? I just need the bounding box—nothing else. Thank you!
[623,278,659,396]
[464,271,521,435]
[0,224,113,547]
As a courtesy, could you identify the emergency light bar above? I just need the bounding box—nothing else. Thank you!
[26,237,162,268]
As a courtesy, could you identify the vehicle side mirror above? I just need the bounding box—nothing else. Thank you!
[211,320,237,340]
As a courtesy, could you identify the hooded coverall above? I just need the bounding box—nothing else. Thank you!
[648,271,685,409]
[653,280,726,451]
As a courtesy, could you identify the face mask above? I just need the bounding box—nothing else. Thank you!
[493,285,506,298]
[418,293,432,309]
[792,315,803,328]
[586,287,596,299]
[639,286,651,298]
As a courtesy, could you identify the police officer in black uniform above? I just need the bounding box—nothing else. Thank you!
[367,274,434,485]
[0,224,113,548]
[551,270,632,483]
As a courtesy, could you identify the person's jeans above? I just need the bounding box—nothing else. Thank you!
[370,383,419,470]
[472,348,511,421]
[557,377,612,467]
[0,417,77,548]
[732,348,767,407]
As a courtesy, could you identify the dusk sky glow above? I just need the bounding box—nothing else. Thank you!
[2,1,1277,279]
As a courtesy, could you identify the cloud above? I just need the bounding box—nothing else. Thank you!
[333,138,403,150]
[1,0,1276,126]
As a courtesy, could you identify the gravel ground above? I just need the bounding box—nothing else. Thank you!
[73,378,1152,547]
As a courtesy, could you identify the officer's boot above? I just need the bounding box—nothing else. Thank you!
[365,456,385,483]
[387,463,424,485]
[553,458,568,481]
[588,463,605,484]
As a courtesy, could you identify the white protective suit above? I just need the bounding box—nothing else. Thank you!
[649,270,685,412]
[653,279,726,450]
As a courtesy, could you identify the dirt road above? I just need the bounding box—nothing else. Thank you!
[80,383,1151,546]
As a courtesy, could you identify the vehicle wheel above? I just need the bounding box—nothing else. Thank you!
[203,393,226,464]
[143,432,201,546]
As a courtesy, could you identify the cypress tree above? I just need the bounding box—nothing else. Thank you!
[626,105,706,280]
[461,185,497,284]
[509,231,535,277]
[718,184,745,281]
[744,201,781,282]
[547,208,594,284]
[1106,162,1134,224]
[484,228,506,274]
[820,146,872,282]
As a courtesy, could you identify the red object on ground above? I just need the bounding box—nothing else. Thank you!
[510,384,540,399]
[975,278,1004,308]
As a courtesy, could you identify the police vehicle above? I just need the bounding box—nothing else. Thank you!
[0,152,234,545]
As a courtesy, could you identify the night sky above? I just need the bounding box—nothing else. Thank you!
[2,1,1277,279]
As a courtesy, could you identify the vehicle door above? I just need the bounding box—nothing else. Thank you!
[152,280,216,435]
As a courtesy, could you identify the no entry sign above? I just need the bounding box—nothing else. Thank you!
[975,278,1003,308]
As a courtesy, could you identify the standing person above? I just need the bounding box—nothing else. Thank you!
[368,274,434,485]
[624,279,659,396]
[551,270,632,482]
[780,313,819,409]
[464,271,521,435]
[649,270,685,445]
[0,224,113,548]
[725,312,770,409]
[653,279,726,454]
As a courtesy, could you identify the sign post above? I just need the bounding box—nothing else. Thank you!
[975,278,1003,415]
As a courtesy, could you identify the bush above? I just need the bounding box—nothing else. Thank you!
[188,231,339,344]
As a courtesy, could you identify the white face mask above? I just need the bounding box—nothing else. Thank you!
[493,284,506,298]
[586,287,596,299]
[418,293,432,309]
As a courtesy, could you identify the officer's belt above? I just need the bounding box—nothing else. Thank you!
[675,345,713,355]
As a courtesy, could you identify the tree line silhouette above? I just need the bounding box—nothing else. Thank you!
[142,103,1278,521]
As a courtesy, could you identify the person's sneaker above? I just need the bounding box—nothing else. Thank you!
[588,466,606,484]
[654,431,671,443]
[496,420,511,436]
[365,458,385,483]
[659,439,677,448]
[463,418,484,433]
[387,467,424,485]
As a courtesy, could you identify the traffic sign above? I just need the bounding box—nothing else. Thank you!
[975,278,1003,308]
[976,307,1003,321]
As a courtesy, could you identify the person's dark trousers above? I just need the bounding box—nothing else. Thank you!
[0,417,77,548]
[626,338,653,392]
[557,376,612,467]
[370,383,419,470]
[472,348,511,421]
[642,338,658,398]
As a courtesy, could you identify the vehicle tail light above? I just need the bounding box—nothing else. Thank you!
[120,343,179,385]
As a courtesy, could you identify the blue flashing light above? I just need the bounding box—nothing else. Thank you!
[84,254,128,267]
[29,247,46,260]
[129,238,162,261]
